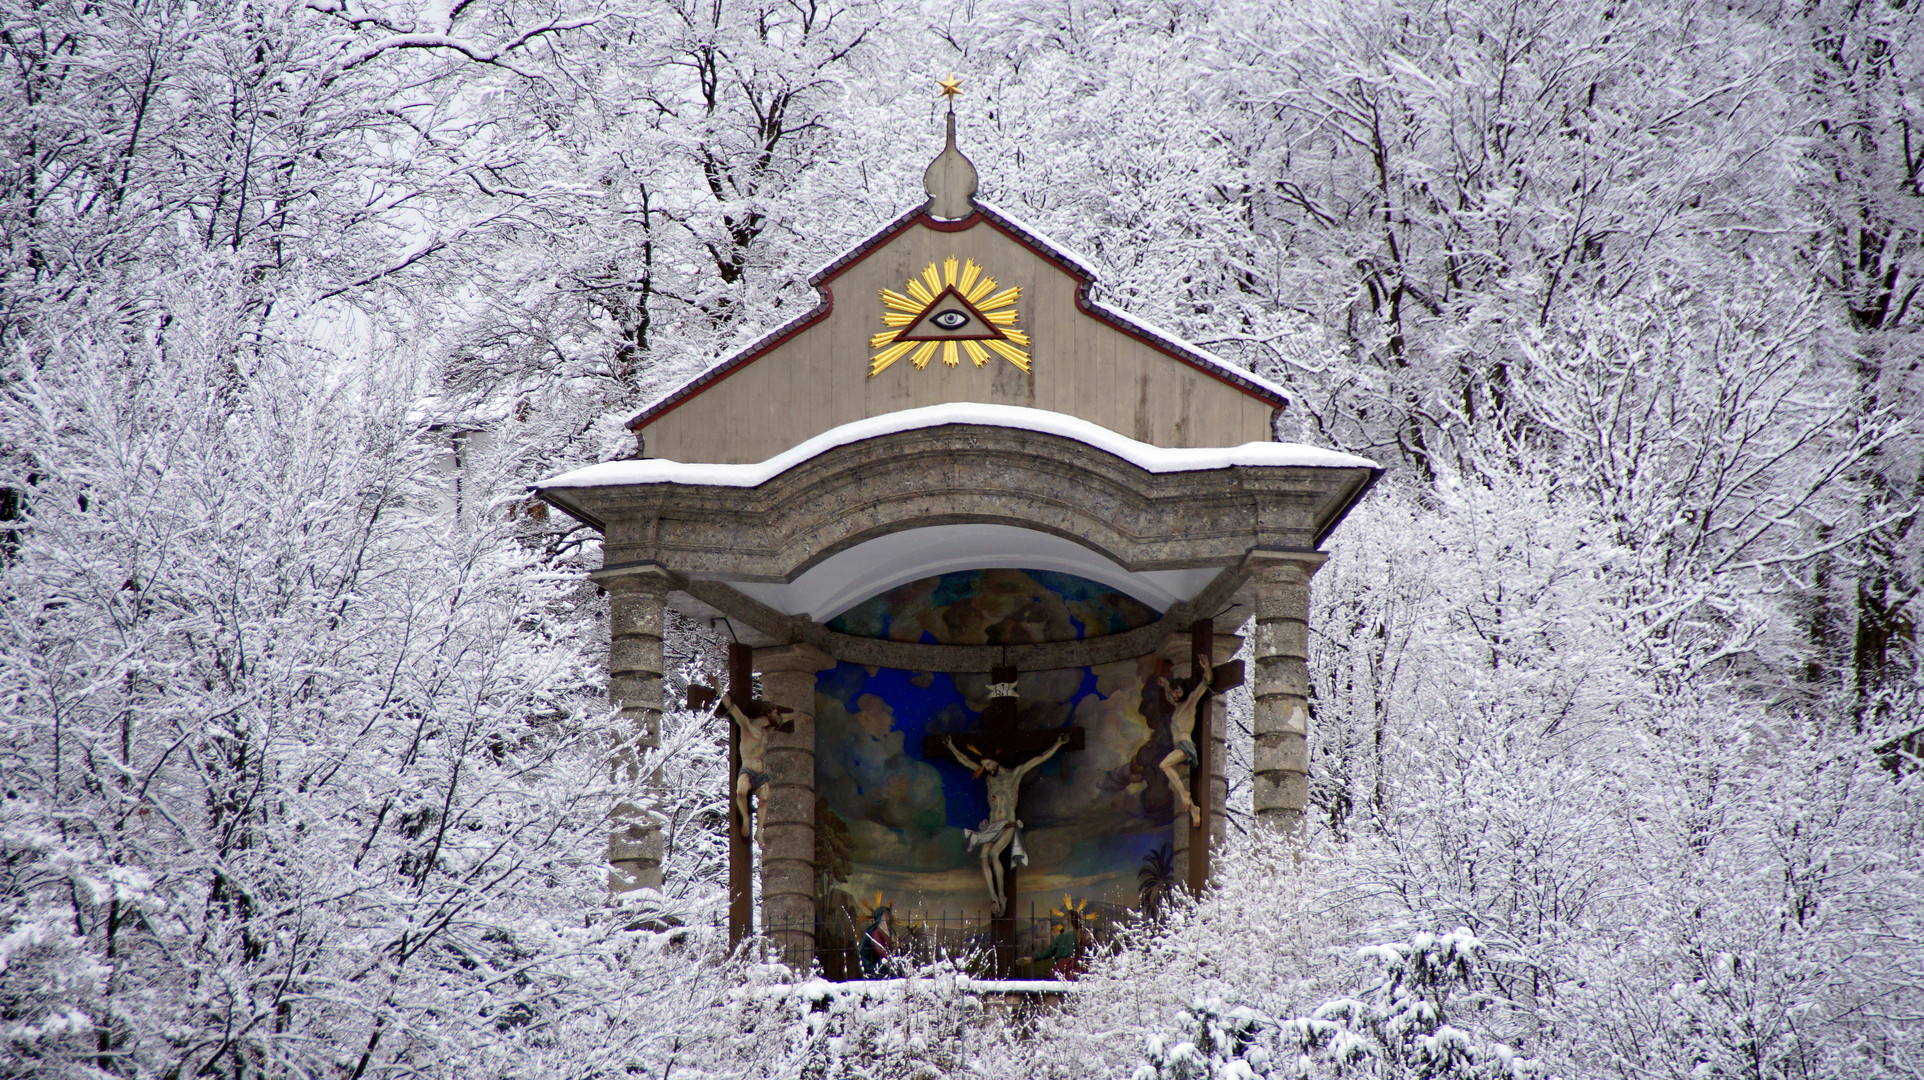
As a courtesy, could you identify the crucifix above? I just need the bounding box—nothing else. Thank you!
[920,664,1084,973]
[687,642,793,950]
[1167,620,1244,894]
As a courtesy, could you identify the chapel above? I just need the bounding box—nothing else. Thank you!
[536,84,1378,978]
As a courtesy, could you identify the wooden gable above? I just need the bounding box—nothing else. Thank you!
[629,205,1287,467]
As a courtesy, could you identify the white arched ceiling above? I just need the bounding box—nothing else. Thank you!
[717,523,1220,623]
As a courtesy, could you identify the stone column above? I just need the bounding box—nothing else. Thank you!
[754,643,834,968]
[596,565,671,897]
[1248,552,1327,832]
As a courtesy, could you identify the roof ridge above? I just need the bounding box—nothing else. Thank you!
[624,200,1288,433]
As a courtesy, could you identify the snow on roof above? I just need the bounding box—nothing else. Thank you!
[805,204,927,285]
[967,201,1289,405]
[970,198,1099,278]
[540,402,1377,490]
[627,197,1290,429]
[1084,298,1293,403]
[803,200,1097,285]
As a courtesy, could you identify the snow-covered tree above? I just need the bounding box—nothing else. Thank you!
[3,2,1920,1077]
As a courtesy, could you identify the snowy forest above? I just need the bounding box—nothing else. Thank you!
[2,0,1920,1076]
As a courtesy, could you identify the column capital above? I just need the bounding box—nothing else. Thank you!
[592,561,677,590]
[755,642,836,674]
[1245,548,1329,580]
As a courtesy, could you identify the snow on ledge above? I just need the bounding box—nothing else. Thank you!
[538,403,1378,490]
[956,977,1080,994]
[743,975,1080,1003]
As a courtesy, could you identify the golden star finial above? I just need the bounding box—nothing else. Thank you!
[937,73,963,99]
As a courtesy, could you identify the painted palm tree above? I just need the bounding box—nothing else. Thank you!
[1138,844,1177,921]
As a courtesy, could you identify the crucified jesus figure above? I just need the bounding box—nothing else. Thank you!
[721,692,778,843]
[946,733,1068,916]
[1156,654,1213,828]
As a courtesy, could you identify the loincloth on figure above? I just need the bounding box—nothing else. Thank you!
[1175,739,1198,768]
[740,768,772,793]
[964,818,1028,866]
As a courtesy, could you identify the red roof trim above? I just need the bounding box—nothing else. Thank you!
[1077,295,1286,408]
[967,206,1285,409]
[808,205,940,286]
[626,200,1285,432]
[625,287,838,431]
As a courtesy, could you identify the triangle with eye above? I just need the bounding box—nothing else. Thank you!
[894,285,1009,341]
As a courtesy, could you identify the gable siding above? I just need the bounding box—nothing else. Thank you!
[639,220,1275,464]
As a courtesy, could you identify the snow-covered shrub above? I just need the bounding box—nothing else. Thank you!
[1126,931,1534,1080]
[1276,930,1537,1080]
[1134,998,1271,1080]
[696,959,1000,1080]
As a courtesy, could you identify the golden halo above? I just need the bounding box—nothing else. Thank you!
[1051,893,1089,919]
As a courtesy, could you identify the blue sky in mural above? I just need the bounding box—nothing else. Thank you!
[815,569,1183,920]
[819,662,991,832]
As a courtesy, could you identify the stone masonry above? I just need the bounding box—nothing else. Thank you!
[597,565,670,896]
[1248,552,1326,832]
[541,422,1375,964]
[754,644,834,966]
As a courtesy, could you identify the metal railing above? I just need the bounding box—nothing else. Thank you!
[795,904,1124,982]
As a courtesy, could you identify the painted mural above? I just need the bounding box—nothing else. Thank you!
[815,569,1190,944]
[826,566,1159,645]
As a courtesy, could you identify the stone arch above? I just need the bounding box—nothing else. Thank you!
[579,421,1364,594]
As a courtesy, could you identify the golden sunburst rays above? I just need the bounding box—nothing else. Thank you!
[857,891,922,932]
[1050,894,1089,920]
[869,256,1031,376]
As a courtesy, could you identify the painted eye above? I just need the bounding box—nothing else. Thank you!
[931,310,969,330]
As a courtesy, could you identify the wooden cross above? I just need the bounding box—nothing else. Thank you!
[685,666,794,732]
[1166,650,1245,703]
[687,643,795,950]
[918,664,1083,975]
[918,664,1085,764]
[1175,621,1244,894]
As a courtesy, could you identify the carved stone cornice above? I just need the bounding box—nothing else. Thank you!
[541,423,1376,585]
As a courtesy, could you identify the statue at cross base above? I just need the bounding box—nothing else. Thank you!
[945,733,1069,916]
[1025,894,1094,981]
[857,896,901,980]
